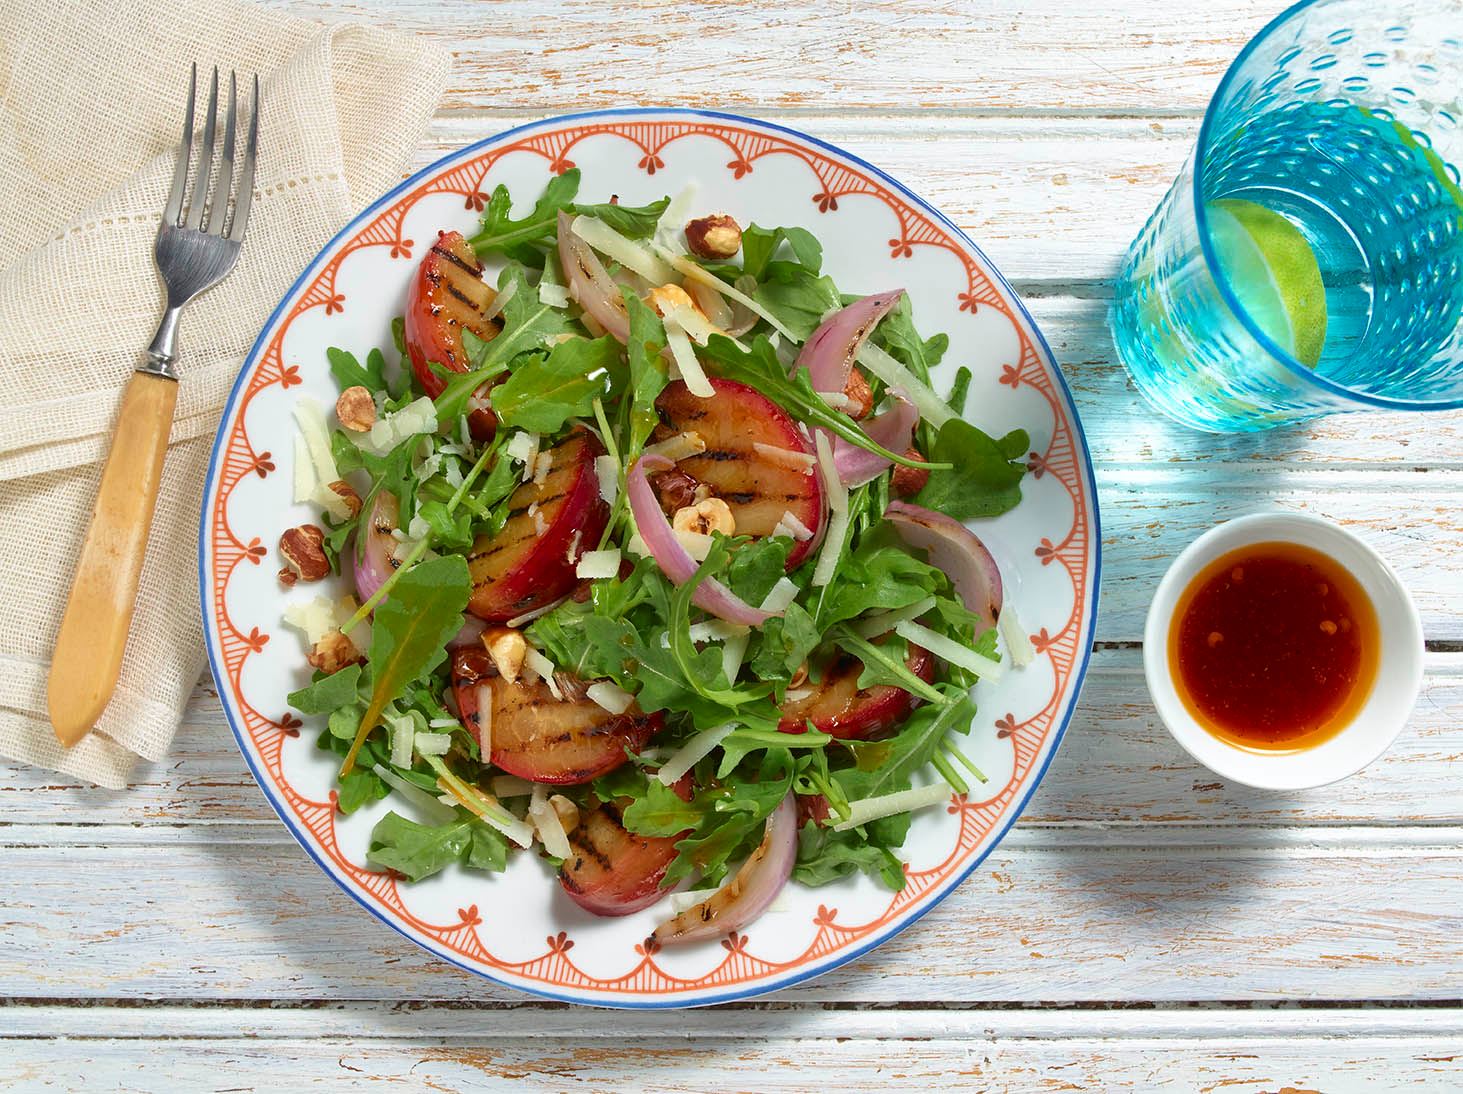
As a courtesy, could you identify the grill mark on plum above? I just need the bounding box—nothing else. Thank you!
[504,490,567,522]
[433,243,481,277]
[698,449,743,463]
[599,801,626,828]
[444,284,476,309]
[572,828,616,872]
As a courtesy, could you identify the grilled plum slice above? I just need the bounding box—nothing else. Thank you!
[778,639,935,740]
[466,430,609,622]
[450,648,661,784]
[652,378,823,568]
[559,799,682,916]
[404,229,501,439]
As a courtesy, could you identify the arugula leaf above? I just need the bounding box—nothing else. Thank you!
[327,347,388,394]
[717,726,830,777]
[724,535,791,606]
[467,169,583,261]
[833,627,947,704]
[491,335,622,433]
[341,555,472,776]
[793,822,905,890]
[700,335,939,470]
[748,603,820,686]
[666,540,776,710]
[913,419,1028,519]
[752,261,843,340]
[873,293,948,383]
[367,810,509,882]
[414,498,475,551]
[621,289,669,462]
[622,780,701,837]
[287,664,362,715]
[946,366,973,416]
[466,168,669,258]
[838,691,976,803]
[740,224,823,280]
[819,541,942,627]
[575,196,670,239]
[662,749,796,887]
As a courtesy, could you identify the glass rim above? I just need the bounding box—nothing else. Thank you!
[1191,0,1463,413]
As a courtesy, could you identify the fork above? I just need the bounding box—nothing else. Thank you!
[48,64,260,748]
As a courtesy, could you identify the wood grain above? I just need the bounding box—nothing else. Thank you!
[1,1005,1459,1091]
[46,371,178,747]
[260,0,1278,116]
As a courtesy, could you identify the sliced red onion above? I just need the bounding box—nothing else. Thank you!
[627,453,773,626]
[353,490,400,605]
[796,290,904,394]
[830,395,917,488]
[447,614,487,650]
[884,501,1003,631]
[651,792,796,945]
[557,210,630,343]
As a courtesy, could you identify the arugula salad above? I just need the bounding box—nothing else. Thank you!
[279,168,1033,943]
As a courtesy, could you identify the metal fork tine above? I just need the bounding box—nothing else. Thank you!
[186,67,220,231]
[206,72,238,236]
[227,74,259,241]
[162,63,197,227]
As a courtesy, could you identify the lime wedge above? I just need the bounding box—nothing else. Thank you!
[1207,197,1328,368]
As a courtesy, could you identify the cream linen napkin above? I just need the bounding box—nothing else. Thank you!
[0,0,450,786]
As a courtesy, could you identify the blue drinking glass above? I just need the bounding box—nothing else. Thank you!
[1111,0,1463,432]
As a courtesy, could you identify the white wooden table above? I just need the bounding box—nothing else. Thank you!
[4,1,1461,1088]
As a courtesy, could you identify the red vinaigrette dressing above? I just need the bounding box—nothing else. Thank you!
[1168,541,1379,752]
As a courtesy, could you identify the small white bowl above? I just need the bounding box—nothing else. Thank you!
[1143,511,1423,790]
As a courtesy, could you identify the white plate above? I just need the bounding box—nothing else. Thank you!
[200,109,1101,1007]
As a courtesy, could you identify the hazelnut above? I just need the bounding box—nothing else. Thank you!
[843,368,874,420]
[483,627,527,684]
[307,629,363,674]
[684,214,742,260]
[789,663,809,688]
[891,446,931,498]
[645,283,700,320]
[327,480,362,518]
[672,497,735,537]
[335,385,377,432]
[277,567,298,588]
[549,794,580,835]
[279,524,330,582]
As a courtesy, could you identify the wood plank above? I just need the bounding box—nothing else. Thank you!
[0,654,1457,831]
[1,831,1457,1003]
[415,115,1198,288]
[1095,469,1463,643]
[260,0,1278,115]
[1,1005,1459,1091]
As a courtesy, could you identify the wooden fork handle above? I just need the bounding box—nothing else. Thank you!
[48,371,178,747]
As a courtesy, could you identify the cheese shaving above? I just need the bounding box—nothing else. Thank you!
[586,680,634,716]
[856,341,955,428]
[505,431,536,465]
[293,398,340,487]
[753,442,817,472]
[687,619,750,643]
[349,396,438,458]
[662,312,714,397]
[853,595,938,639]
[292,434,316,503]
[528,785,574,860]
[656,722,736,785]
[388,713,414,769]
[565,529,583,565]
[571,214,676,283]
[721,629,750,684]
[758,577,800,614]
[644,430,706,462]
[674,529,714,561]
[524,649,558,696]
[413,731,451,757]
[998,606,1036,668]
[776,510,815,541]
[481,275,516,322]
[491,774,534,799]
[894,619,1006,681]
[533,450,554,484]
[832,782,954,832]
[594,454,619,504]
[538,281,571,308]
[811,432,850,587]
[576,548,622,580]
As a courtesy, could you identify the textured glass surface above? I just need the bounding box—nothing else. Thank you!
[1111,0,1463,432]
